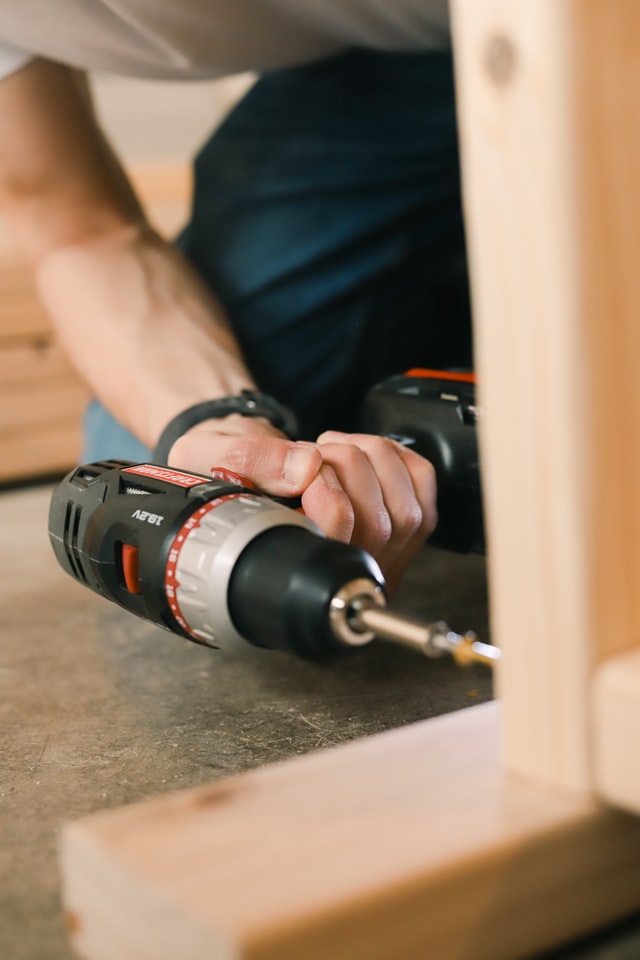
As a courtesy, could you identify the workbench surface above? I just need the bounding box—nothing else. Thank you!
[1,483,638,960]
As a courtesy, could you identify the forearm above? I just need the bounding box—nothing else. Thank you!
[35,227,255,447]
[0,59,255,447]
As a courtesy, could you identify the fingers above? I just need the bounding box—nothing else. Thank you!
[380,441,438,592]
[305,436,392,558]
[169,417,357,540]
[314,431,438,592]
[300,464,355,543]
[167,418,438,594]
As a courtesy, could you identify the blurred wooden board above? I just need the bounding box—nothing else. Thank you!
[61,702,640,960]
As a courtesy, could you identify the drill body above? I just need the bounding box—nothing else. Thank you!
[48,460,385,660]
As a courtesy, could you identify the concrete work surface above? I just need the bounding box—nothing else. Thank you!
[1,482,639,960]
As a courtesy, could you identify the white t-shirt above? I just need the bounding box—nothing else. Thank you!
[0,0,450,82]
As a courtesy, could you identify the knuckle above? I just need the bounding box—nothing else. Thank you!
[368,507,393,552]
[317,437,364,465]
[303,465,355,542]
[399,456,438,537]
[325,497,356,543]
[407,450,436,483]
[329,442,363,468]
[316,429,346,443]
[423,458,438,487]
[350,434,396,461]
[368,435,396,456]
[396,500,424,536]
[412,458,438,502]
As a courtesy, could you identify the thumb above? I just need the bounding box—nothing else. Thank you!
[168,431,323,496]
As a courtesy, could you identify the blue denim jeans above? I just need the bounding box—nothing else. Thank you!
[83,49,471,462]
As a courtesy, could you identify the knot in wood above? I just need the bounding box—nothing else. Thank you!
[484,34,517,85]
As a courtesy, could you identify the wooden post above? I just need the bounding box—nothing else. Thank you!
[452,0,640,793]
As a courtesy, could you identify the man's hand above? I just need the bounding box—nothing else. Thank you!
[169,419,437,593]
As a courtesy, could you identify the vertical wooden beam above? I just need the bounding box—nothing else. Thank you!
[450,0,640,792]
[595,650,640,813]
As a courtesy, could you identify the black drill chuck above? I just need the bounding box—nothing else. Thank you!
[228,525,383,659]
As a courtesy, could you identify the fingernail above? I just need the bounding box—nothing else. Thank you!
[284,447,319,486]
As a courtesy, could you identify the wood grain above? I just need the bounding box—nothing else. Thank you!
[594,651,640,815]
[451,0,640,791]
[61,703,640,960]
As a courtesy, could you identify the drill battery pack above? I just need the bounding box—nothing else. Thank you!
[360,369,485,554]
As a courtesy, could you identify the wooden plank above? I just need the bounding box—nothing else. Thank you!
[594,652,640,815]
[0,296,51,338]
[569,0,640,672]
[61,703,640,960]
[0,269,35,297]
[0,420,83,482]
[0,337,77,384]
[0,210,18,259]
[0,378,88,431]
[450,0,640,791]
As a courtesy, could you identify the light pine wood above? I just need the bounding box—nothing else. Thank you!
[0,423,86,482]
[0,268,87,480]
[450,0,640,791]
[61,703,640,960]
[0,296,52,339]
[594,650,640,815]
[1,380,89,432]
[0,339,78,384]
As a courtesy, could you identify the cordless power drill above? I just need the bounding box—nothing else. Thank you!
[48,371,492,665]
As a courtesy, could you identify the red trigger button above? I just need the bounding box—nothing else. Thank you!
[121,544,141,594]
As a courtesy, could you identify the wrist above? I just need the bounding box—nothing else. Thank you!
[33,228,259,449]
[153,392,299,464]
